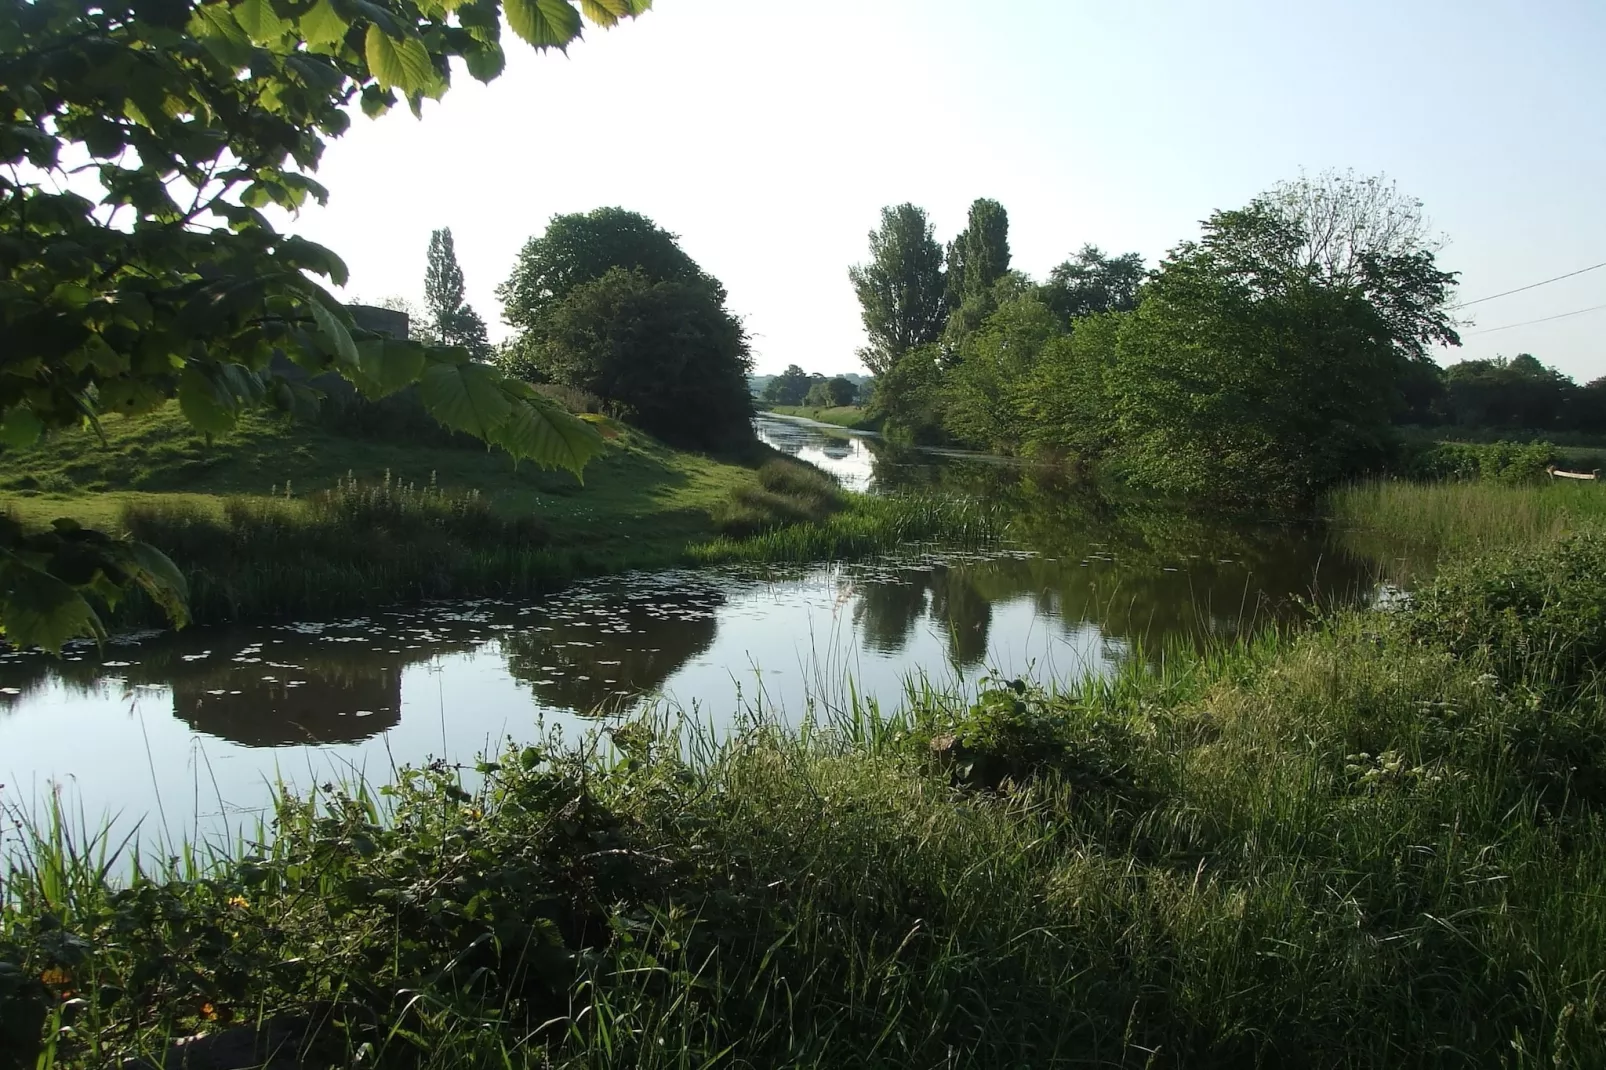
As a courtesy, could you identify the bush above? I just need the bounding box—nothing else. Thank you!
[1402,440,1560,484]
[1401,532,1606,695]
[915,677,1163,803]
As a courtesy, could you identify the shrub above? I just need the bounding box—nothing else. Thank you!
[711,459,843,536]
[1402,440,1560,484]
[1401,532,1606,695]
[915,677,1163,803]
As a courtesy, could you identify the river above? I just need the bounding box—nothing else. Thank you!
[0,414,1399,844]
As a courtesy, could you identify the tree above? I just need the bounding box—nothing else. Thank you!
[943,293,1060,452]
[1111,217,1408,505]
[1023,312,1124,460]
[1206,170,1459,361]
[1444,354,1576,430]
[422,228,492,360]
[1041,245,1146,322]
[847,204,949,377]
[869,345,947,444]
[762,365,813,406]
[537,267,754,451]
[824,376,859,407]
[500,208,712,337]
[943,198,1012,344]
[1,0,648,650]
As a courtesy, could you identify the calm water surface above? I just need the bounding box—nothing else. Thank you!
[0,414,1395,841]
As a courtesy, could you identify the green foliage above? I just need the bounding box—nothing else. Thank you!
[942,197,1012,346]
[1111,203,1410,505]
[709,458,843,536]
[1403,439,1561,483]
[1402,532,1606,698]
[0,0,639,647]
[917,677,1161,801]
[941,292,1060,451]
[1040,244,1146,323]
[1021,311,1123,460]
[498,211,752,450]
[498,208,714,340]
[1445,354,1577,431]
[759,364,815,406]
[868,344,948,444]
[847,204,949,377]
[13,553,1606,1065]
[534,268,754,451]
[1331,479,1606,561]
[421,228,493,360]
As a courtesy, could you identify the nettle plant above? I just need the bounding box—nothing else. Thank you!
[0,0,648,649]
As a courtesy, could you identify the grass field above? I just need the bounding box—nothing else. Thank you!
[0,404,978,627]
[7,529,1606,1067]
[1332,477,1606,553]
[763,404,882,431]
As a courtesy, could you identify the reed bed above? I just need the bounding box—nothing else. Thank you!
[1331,477,1606,554]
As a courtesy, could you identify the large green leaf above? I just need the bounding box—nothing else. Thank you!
[417,360,514,439]
[308,298,360,368]
[0,557,107,652]
[177,364,238,434]
[365,25,438,94]
[505,0,583,48]
[0,405,43,448]
[119,541,192,630]
[299,0,351,45]
[493,398,604,476]
[351,339,427,399]
[233,0,289,41]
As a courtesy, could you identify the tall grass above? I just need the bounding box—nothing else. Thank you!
[92,467,1002,627]
[1331,477,1606,554]
[10,540,1606,1066]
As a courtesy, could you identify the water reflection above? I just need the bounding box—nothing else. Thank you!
[1,416,1408,838]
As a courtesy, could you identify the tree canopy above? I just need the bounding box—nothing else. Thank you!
[499,207,714,336]
[1041,245,1146,323]
[1,0,650,649]
[423,228,492,360]
[846,204,948,378]
[537,267,753,450]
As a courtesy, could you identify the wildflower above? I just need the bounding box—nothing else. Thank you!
[200,1003,218,1020]
[40,967,70,986]
[227,895,250,910]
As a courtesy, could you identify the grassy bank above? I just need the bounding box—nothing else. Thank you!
[0,404,976,628]
[1332,478,1606,555]
[7,532,1606,1067]
[763,404,882,431]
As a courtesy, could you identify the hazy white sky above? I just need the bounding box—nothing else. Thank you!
[286,0,1606,381]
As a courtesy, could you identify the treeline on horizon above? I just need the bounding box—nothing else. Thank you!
[849,170,1605,505]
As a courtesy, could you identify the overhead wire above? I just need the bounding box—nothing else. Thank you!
[1451,260,1606,308]
[1464,302,1606,335]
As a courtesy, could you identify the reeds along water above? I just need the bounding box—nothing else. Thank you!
[8,542,1606,1067]
[1331,477,1606,554]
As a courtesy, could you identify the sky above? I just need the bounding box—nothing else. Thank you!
[282,0,1606,381]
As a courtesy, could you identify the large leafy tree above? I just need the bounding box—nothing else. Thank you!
[537,267,754,450]
[761,364,813,406]
[499,207,711,336]
[0,0,650,649]
[1444,354,1577,430]
[422,227,492,359]
[943,197,1011,343]
[1041,244,1146,323]
[847,204,948,378]
[1111,182,1457,504]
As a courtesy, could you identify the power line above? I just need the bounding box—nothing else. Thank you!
[1452,260,1606,308]
[1465,302,1606,335]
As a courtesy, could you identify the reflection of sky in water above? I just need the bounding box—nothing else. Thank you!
[753,413,879,492]
[0,553,1120,848]
[1,415,1394,849]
